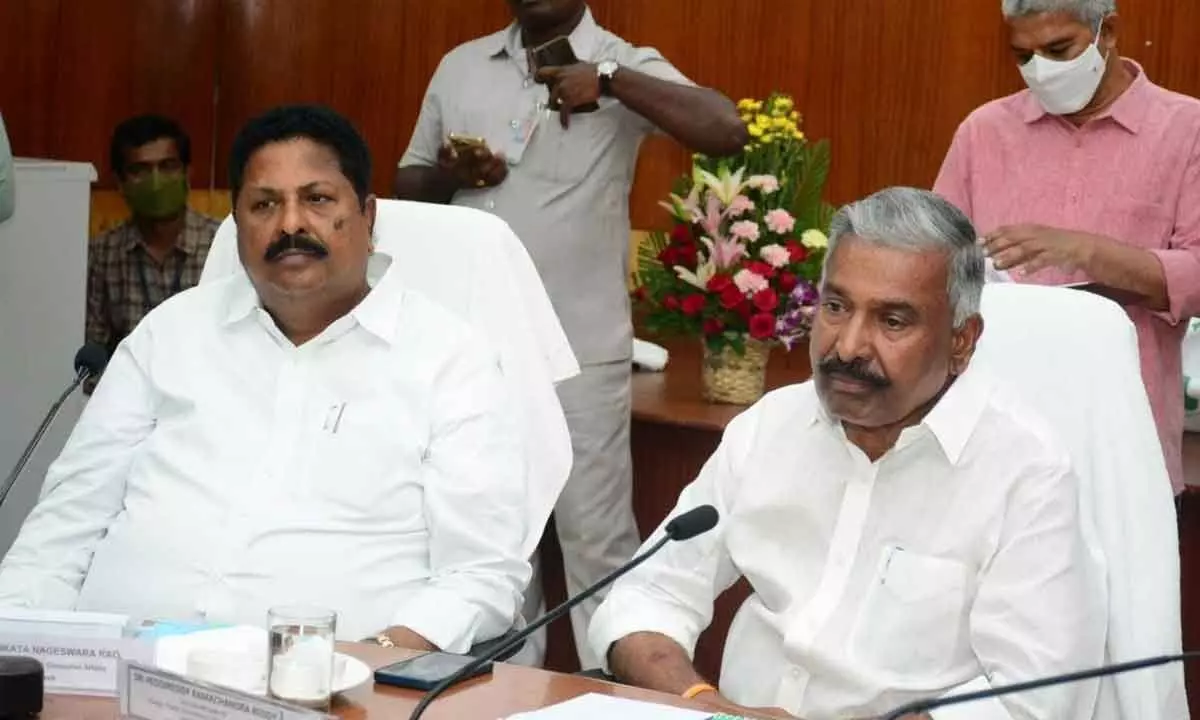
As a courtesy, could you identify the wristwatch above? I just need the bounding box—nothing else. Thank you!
[597,60,619,96]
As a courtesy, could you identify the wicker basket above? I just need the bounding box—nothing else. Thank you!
[701,338,771,405]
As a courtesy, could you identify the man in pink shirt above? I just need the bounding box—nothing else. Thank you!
[934,0,1200,493]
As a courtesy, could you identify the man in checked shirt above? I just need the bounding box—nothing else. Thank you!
[87,115,219,384]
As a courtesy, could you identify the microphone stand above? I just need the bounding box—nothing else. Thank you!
[0,368,90,509]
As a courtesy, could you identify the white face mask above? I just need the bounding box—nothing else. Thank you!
[1019,22,1108,115]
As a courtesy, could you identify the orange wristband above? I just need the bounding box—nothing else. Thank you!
[682,682,717,699]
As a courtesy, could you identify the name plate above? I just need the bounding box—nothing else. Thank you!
[120,662,332,720]
[0,634,151,696]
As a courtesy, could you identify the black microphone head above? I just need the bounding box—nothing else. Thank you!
[665,505,719,541]
[74,342,108,378]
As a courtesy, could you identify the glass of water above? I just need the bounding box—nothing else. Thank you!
[267,606,337,710]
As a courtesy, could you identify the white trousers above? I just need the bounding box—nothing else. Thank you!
[517,360,641,668]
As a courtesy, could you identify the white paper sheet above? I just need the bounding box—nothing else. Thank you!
[506,693,713,720]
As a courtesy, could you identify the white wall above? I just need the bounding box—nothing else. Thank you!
[0,159,95,558]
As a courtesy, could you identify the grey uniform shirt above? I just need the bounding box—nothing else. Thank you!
[399,9,694,365]
[0,113,14,223]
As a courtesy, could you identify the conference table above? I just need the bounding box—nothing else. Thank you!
[42,643,709,719]
[628,337,811,681]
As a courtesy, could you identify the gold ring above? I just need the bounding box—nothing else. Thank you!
[475,179,486,188]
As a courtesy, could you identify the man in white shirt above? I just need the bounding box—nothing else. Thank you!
[0,105,531,653]
[589,187,1105,719]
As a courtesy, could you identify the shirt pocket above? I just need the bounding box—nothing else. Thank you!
[1096,199,1174,250]
[532,98,625,187]
[301,398,426,524]
[849,546,972,679]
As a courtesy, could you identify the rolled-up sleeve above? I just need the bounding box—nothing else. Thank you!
[0,113,14,222]
[0,329,158,607]
[587,408,752,671]
[398,58,449,169]
[934,456,1106,720]
[388,337,531,652]
[1150,133,1200,324]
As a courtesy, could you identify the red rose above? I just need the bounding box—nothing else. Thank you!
[749,312,776,340]
[657,246,678,266]
[681,294,707,316]
[734,300,753,320]
[670,223,693,245]
[703,318,724,335]
[707,274,733,293]
[786,241,809,263]
[676,243,699,268]
[752,288,779,312]
[777,271,798,293]
[632,286,648,302]
[747,261,776,279]
[719,284,744,309]
[663,295,681,311]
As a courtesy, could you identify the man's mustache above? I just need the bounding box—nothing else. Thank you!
[264,231,329,262]
[817,355,891,389]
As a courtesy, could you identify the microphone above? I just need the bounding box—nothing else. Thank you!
[406,504,721,720]
[0,343,108,509]
[880,651,1199,719]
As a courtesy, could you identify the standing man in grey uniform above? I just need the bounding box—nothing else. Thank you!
[394,0,747,667]
[0,113,14,223]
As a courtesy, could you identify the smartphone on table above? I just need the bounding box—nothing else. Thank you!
[373,651,493,691]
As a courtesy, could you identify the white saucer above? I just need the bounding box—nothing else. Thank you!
[154,626,372,696]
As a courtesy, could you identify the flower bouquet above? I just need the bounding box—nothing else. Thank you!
[633,93,835,404]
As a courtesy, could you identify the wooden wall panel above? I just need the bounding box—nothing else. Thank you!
[213,0,511,197]
[0,0,219,188]
[5,1,1200,221]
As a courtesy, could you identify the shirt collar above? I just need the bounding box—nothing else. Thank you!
[1021,58,1153,133]
[121,208,204,256]
[221,251,401,346]
[490,6,602,64]
[809,362,993,466]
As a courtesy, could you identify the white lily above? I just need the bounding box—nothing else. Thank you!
[696,166,748,207]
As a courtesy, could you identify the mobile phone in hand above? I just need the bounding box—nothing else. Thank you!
[530,36,599,114]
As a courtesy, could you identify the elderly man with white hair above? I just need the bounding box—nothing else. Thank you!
[934,0,1200,496]
[588,187,1106,720]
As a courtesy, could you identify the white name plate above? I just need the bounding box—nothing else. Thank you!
[120,662,333,720]
[0,633,152,696]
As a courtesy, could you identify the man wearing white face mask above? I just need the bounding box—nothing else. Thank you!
[934,0,1200,495]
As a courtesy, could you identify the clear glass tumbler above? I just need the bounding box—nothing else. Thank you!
[266,605,337,710]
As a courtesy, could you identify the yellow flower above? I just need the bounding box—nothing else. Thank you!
[747,124,764,138]
[743,144,754,153]
[761,133,775,144]
[737,98,756,112]
[793,130,805,141]
[755,114,771,128]
[773,96,795,113]
[789,110,799,121]
[801,229,828,250]
[740,113,753,124]
[772,117,790,129]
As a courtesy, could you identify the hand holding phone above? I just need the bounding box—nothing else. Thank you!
[530,36,600,120]
[438,134,507,190]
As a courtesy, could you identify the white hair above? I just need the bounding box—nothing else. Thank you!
[825,187,984,328]
[1001,0,1115,26]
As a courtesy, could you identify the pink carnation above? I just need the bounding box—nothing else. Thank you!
[727,195,756,217]
[730,220,760,242]
[759,244,791,268]
[765,209,795,235]
[733,268,769,295]
[748,175,780,194]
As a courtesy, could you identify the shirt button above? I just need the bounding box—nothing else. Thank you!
[790,667,803,678]
[510,119,520,129]
[522,78,531,88]
[486,200,496,210]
